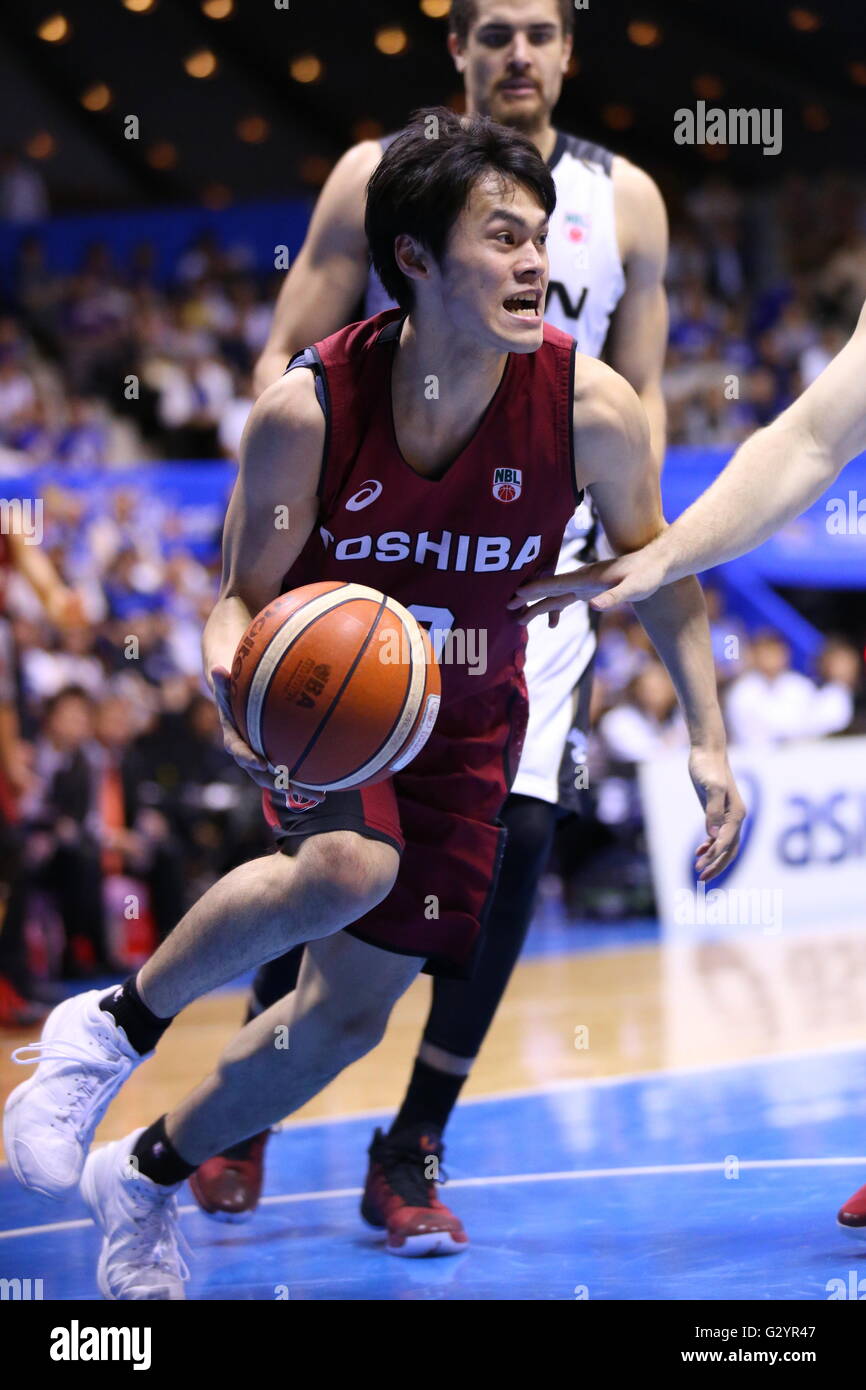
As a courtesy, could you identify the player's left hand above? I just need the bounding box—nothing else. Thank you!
[687,746,746,882]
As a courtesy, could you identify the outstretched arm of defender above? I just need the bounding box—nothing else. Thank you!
[203,369,323,790]
[555,298,866,609]
[253,142,381,394]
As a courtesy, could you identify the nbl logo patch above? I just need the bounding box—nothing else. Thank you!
[492,467,522,503]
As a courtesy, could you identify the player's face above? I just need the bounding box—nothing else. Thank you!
[435,175,549,353]
[450,0,572,133]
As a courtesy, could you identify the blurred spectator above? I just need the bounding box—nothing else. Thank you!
[725,631,819,745]
[23,686,110,977]
[598,662,688,765]
[809,638,861,737]
[0,149,49,223]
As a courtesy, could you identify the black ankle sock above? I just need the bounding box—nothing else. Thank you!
[133,1116,197,1187]
[100,975,174,1056]
[390,1057,469,1137]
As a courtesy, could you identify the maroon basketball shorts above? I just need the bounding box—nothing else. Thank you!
[262,678,528,978]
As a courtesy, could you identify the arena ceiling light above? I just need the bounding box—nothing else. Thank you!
[290,55,323,84]
[789,7,822,30]
[146,140,178,169]
[82,83,113,112]
[237,115,270,144]
[692,74,725,100]
[25,132,57,158]
[37,13,71,43]
[627,20,663,48]
[185,50,219,79]
[375,28,409,56]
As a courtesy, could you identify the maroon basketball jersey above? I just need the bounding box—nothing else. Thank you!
[282,310,581,704]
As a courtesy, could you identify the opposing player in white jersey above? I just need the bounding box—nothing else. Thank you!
[511,299,866,1236]
[191,0,671,1253]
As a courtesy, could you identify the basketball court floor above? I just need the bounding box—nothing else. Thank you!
[2,889,865,1300]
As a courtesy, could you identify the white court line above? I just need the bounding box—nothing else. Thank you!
[2,1154,866,1241]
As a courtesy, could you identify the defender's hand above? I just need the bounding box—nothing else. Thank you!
[508,551,670,626]
[687,746,746,882]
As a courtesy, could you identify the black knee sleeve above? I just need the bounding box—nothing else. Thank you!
[423,793,558,1059]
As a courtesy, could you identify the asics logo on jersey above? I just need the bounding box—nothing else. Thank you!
[345,480,383,511]
[319,527,542,573]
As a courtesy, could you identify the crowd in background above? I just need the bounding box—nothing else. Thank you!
[663,173,866,444]
[0,171,864,1012]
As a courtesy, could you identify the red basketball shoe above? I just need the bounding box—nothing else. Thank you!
[361,1124,468,1257]
[189,1130,270,1223]
[837,1181,866,1237]
[0,975,48,1031]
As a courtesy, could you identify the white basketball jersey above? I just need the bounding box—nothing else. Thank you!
[364,131,626,552]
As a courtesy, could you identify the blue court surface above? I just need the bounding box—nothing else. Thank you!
[2,1047,865,1301]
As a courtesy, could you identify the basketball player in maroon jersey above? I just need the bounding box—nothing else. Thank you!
[5,114,743,1295]
[193,0,671,1246]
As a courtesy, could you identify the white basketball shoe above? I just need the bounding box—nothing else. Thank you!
[3,989,149,1199]
[81,1129,190,1300]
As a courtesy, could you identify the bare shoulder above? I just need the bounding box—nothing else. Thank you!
[611,155,668,260]
[572,354,651,484]
[611,155,666,214]
[251,366,323,436]
[241,367,325,494]
[323,139,384,207]
[573,352,644,428]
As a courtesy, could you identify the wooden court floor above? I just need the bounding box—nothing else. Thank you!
[3,921,865,1159]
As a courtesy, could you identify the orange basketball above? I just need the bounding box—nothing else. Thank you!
[229,581,441,792]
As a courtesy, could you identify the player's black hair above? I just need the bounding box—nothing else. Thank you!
[365,107,556,312]
[449,0,575,45]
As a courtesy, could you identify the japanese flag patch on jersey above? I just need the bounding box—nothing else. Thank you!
[492,467,522,503]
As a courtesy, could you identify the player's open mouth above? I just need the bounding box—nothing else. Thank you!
[503,294,541,319]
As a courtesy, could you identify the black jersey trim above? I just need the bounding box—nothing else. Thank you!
[285,345,331,501]
[375,315,405,345]
[548,130,569,170]
[567,339,584,508]
[554,130,615,177]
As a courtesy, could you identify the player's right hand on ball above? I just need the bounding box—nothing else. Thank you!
[210,666,325,807]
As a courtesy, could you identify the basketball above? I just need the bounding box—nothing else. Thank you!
[229,581,441,791]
